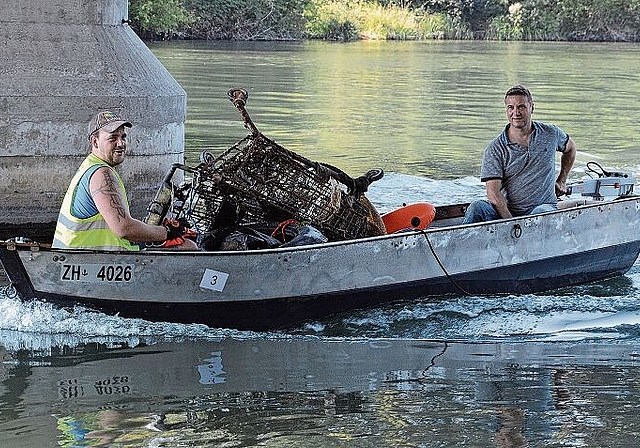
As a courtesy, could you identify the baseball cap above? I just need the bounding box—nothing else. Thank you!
[89,111,132,139]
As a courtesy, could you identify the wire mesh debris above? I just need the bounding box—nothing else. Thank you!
[146,88,385,243]
[184,132,381,241]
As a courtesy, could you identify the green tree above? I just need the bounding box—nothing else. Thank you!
[552,0,640,41]
[129,0,193,39]
[420,0,504,36]
[488,0,640,41]
[183,0,309,40]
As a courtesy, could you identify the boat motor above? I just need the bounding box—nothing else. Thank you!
[566,162,635,200]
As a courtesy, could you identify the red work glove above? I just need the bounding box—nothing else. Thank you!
[161,218,197,248]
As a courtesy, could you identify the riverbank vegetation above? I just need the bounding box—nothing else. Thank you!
[129,0,640,42]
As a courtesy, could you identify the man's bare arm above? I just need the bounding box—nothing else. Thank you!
[90,167,167,242]
[486,179,512,219]
[556,137,577,196]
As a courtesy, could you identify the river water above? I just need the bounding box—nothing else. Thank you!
[2,40,640,447]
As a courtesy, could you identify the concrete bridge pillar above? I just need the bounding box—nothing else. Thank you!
[0,0,186,238]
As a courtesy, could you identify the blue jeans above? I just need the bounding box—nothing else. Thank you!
[462,200,556,224]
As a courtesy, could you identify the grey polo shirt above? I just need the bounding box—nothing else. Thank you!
[480,121,569,216]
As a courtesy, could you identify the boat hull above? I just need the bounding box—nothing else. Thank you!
[2,198,640,330]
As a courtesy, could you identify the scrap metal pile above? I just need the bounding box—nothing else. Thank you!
[145,89,385,248]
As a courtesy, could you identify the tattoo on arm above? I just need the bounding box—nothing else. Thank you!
[93,170,127,221]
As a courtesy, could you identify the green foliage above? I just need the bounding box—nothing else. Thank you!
[128,0,640,41]
[305,0,377,40]
[420,0,504,36]
[304,0,461,40]
[129,0,194,39]
[516,0,562,40]
[485,1,526,40]
[417,11,472,39]
[183,0,309,40]
[304,11,359,41]
[482,0,640,41]
[552,0,640,41]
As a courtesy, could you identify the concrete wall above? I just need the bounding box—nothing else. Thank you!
[0,0,187,233]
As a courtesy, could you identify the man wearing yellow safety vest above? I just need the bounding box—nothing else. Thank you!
[53,111,197,251]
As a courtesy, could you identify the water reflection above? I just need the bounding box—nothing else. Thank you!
[2,331,640,446]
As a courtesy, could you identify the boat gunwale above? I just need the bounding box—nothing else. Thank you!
[1,195,639,257]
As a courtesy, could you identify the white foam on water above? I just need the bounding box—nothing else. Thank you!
[0,291,253,350]
[367,172,482,212]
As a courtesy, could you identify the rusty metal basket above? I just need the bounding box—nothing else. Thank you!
[146,88,384,242]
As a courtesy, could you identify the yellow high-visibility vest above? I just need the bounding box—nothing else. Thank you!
[52,153,140,251]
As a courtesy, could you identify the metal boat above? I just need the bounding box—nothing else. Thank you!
[2,195,640,330]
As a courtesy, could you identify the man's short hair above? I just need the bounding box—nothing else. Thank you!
[505,85,533,103]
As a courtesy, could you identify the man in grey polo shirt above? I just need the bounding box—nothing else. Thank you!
[463,85,577,224]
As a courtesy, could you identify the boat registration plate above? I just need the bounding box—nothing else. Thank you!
[60,263,134,283]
